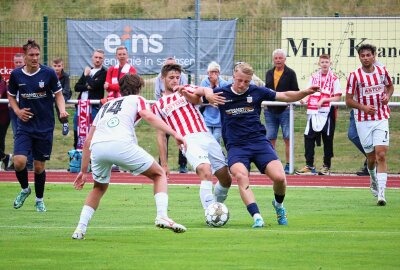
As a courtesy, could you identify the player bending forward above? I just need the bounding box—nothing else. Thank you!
[72,74,187,240]
[187,62,319,228]
[152,64,232,212]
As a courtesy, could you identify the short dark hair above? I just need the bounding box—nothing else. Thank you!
[119,74,144,96]
[161,64,182,78]
[23,39,40,53]
[357,44,376,55]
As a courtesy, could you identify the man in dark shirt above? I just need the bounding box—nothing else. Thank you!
[73,49,107,149]
[264,49,299,174]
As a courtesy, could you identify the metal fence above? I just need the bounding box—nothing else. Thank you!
[0,17,281,100]
[1,13,399,173]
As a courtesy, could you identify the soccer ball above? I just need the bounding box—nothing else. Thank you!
[205,202,229,227]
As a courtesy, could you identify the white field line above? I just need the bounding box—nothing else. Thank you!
[0,225,399,235]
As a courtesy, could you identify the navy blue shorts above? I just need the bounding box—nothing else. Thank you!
[227,140,279,174]
[14,131,53,161]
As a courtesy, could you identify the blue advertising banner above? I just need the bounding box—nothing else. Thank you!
[67,19,237,76]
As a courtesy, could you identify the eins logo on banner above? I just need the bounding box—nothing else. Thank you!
[104,26,163,54]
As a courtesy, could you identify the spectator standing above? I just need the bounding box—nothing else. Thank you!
[346,44,394,206]
[295,54,342,175]
[73,49,107,149]
[154,57,188,173]
[104,46,136,98]
[264,49,299,174]
[0,74,13,170]
[8,39,69,212]
[200,61,228,144]
[51,57,72,136]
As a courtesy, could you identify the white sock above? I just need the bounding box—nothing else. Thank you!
[35,197,43,202]
[253,213,263,221]
[77,205,95,233]
[23,187,31,193]
[368,167,377,183]
[154,192,168,218]
[273,199,283,209]
[214,181,229,203]
[200,180,214,209]
[377,173,387,194]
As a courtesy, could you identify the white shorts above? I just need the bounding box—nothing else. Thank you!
[355,119,389,154]
[183,132,227,174]
[90,141,154,184]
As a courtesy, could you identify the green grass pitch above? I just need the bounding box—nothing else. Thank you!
[0,183,399,270]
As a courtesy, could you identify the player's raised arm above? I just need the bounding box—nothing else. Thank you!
[193,87,226,106]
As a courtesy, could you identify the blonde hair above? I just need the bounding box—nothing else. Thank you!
[234,62,253,76]
[207,61,221,72]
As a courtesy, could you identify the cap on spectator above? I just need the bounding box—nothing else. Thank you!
[207,61,221,72]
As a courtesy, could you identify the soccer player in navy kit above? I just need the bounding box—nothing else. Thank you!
[188,62,319,227]
[8,39,69,212]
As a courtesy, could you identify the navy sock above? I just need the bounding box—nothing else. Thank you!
[16,167,29,189]
[34,171,46,199]
[274,193,285,204]
[246,203,260,217]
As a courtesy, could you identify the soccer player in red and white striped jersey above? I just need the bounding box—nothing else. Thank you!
[346,44,394,206]
[152,64,232,212]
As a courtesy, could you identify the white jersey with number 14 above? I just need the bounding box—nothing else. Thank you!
[91,95,148,146]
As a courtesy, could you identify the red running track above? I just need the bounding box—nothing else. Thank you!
[1,171,399,188]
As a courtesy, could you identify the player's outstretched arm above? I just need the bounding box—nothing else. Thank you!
[175,85,203,105]
[276,86,320,102]
[193,87,225,106]
[139,109,187,151]
[73,126,95,190]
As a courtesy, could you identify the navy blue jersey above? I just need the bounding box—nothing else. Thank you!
[214,84,276,149]
[8,65,62,133]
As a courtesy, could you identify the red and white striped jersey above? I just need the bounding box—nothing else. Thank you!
[307,69,342,114]
[91,95,147,145]
[152,85,208,137]
[346,65,393,122]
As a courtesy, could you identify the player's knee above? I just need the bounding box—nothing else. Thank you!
[215,167,232,187]
[375,151,387,163]
[272,174,286,185]
[13,156,27,171]
[196,163,212,179]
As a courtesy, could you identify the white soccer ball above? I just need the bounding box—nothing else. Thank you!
[205,202,229,227]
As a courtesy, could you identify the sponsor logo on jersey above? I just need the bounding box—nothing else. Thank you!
[225,106,254,115]
[20,91,47,99]
[162,96,188,116]
[363,84,384,96]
